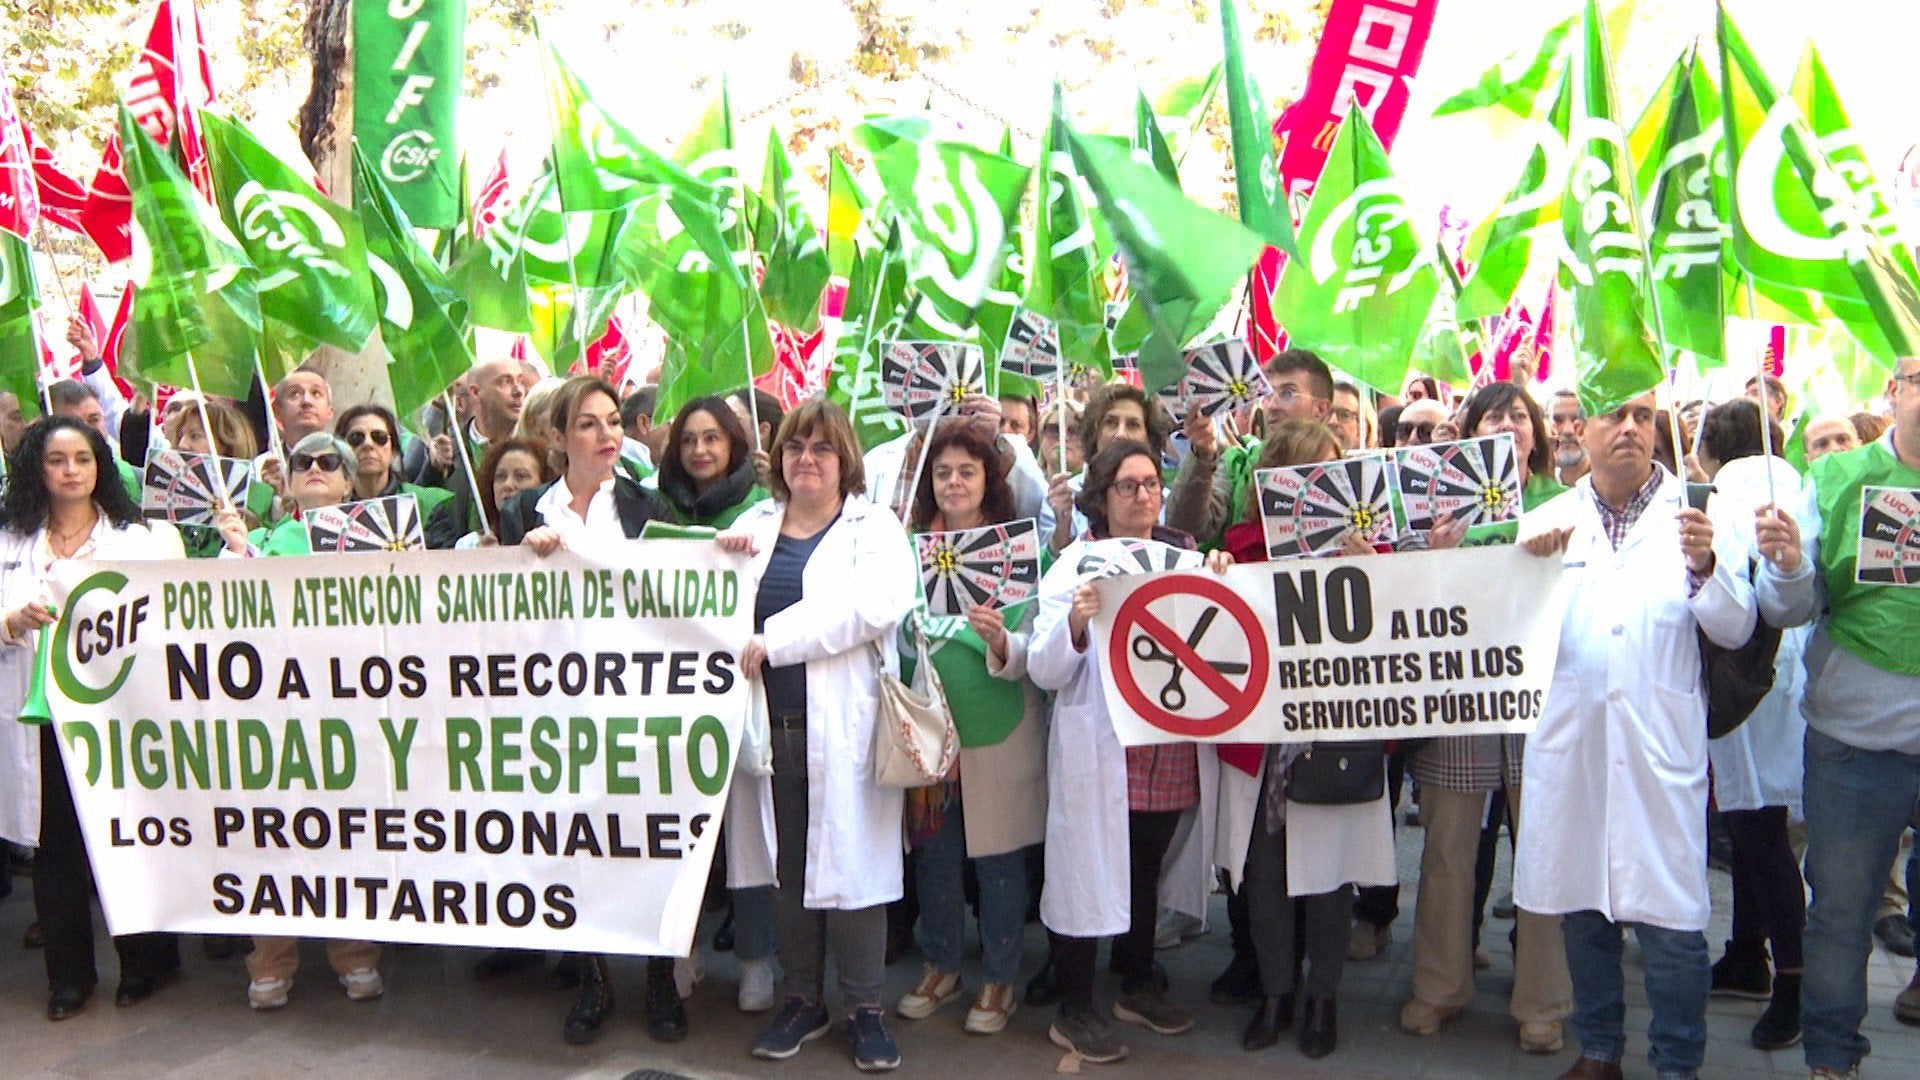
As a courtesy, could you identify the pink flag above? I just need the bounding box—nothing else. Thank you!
[580,313,634,387]
[757,323,827,409]
[0,58,38,238]
[78,0,218,262]
[1763,323,1786,379]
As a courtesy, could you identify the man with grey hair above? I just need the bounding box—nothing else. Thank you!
[1550,390,1590,488]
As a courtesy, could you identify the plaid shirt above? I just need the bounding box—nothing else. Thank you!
[1409,733,1526,792]
[1126,743,1200,813]
[1591,465,1709,594]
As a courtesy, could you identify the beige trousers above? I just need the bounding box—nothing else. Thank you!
[246,937,382,983]
[1409,785,1571,1024]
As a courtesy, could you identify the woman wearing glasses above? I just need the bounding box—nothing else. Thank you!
[719,398,918,1071]
[0,418,187,1021]
[334,404,453,521]
[210,431,389,1007]
[1029,439,1234,1065]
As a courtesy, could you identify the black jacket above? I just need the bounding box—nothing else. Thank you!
[496,474,673,545]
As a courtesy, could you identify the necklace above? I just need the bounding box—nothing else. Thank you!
[48,514,98,559]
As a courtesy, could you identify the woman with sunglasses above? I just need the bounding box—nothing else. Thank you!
[494,376,689,1048]
[335,404,453,521]
[1214,420,1398,1061]
[656,395,769,530]
[1028,438,1234,1065]
[0,418,187,1021]
[891,421,1048,1037]
[211,430,389,1007]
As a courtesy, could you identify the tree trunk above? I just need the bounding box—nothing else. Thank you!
[298,0,394,411]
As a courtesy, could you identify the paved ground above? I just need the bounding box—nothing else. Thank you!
[1,809,1917,1079]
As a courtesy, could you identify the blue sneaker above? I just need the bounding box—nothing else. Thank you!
[752,996,831,1060]
[847,1004,901,1072]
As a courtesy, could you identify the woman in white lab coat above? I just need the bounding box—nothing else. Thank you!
[1696,399,1809,1052]
[1028,438,1231,1066]
[0,418,186,1021]
[723,397,918,1071]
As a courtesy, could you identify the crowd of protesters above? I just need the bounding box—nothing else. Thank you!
[0,312,1913,1080]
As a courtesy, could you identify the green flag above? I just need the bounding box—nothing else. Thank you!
[1273,104,1438,396]
[544,42,705,215]
[1719,6,1920,366]
[1219,0,1298,257]
[450,164,633,337]
[352,0,462,228]
[827,221,913,449]
[1629,50,1727,371]
[352,146,473,418]
[1023,85,1110,382]
[855,116,1031,334]
[1434,1,1635,119]
[1412,250,1480,390]
[826,153,874,281]
[754,128,830,332]
[1560,0,1663,419]
[1131,89,1180,188]
[200,113,375,359]
[1458,68,1572,322]
[116,105,262,400]
[1066,126,1265,394]
[0,232,43,420]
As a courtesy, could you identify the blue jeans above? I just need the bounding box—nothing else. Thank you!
[1801,727,1920,1072]
[1561,910,1708,1079]
[732,885,777,963]
[912,800,1029,987]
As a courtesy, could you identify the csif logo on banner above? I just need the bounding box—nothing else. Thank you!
[52,571,149,706]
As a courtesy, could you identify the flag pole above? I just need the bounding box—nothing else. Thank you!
[739,306,763,450]
[441,386,492,540]
[1744,277,1779,508]
[32,224,76,311]
[181,348,234,511]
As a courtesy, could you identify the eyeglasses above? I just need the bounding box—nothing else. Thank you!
[1110,478,1160,500]
[345,429,391,448]
[1330,407,1361,425]
[290,452,345,473]
[781,439,837,461]
[1268,387,1327,407]
[1397,421,1437,443]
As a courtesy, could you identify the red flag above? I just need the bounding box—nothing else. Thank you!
[471,148,511,240]
[757,323,827,409]
[509,336,531,364]
[0,58,38,238]
[1763,324,1786,379]
[1531,286,1556,385]
[102,286,136,392]
[24,128,87,233]
[1252,0,1440,362]
[78,0,218,262]
[580,313,634,387]
[35,311,74,384]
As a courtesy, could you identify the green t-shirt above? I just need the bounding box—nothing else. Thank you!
[899,547,1053,749]
[1812,438,1920,676]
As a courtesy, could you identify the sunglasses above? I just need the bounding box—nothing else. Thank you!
[290,452,345,473]
[345,429,392,448]
[1396,421,1437,442]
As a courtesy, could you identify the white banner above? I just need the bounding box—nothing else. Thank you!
[42,541,755,956]
[1089,547,1569,745]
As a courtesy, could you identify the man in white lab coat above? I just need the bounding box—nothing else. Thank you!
[1516,391,1757,1080]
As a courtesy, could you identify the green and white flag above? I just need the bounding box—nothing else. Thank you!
[1273,104,1437,396]
[200,112,376,358]
[352,146,473,418]
[117,104,262,401]
[544,42,704,216]
[1559,0,1663,420]
[753,128,831,332]
[855,116,1031,336]
[1066,126,1265,395]
[0,232,43,419]
[1458,68,1572,322]
[1131,89,1181,188]
[1220,0,1297,257]
[1023,85,1110,384]
[828,220,913,449]
[353,0,463,228]
[1719,7,1920,365]
[1629,50,1727,371]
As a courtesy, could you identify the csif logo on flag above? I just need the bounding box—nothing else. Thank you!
[380,129,441,186]
[365,253,413,335]
[1309,177,1431,312]
[1737,98,1880,267]
[233,180,351,282]
[1647,120,1727,282]
[1561,117,1646,286]
[910,143,1005,308]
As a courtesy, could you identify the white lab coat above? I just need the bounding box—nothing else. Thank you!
[1026,544,1218,938]
[0,518,185,846]
[724,495,918,910]
[1514,472,1756,931]
[1704,456,1807,817]
[1215,762,1397,897]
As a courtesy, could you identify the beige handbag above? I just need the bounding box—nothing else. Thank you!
[870,624,958,788]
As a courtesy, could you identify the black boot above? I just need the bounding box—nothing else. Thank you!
[1024,957,1060,1007]
[1298,995,1338,1059]
[562,955,614,1045]
[1751,972,1802,1050]
[1211,949,1264,1005]
[1240,993,1294,1051]
[644,957,689,1043]
[1710,937,1772,1001]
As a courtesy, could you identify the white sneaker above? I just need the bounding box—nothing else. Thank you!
[674,953,702,1000]
[247,976,291,1010]
[738,958,777,1013]
[1154,909,1206,950]
[340,968,384,1001]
